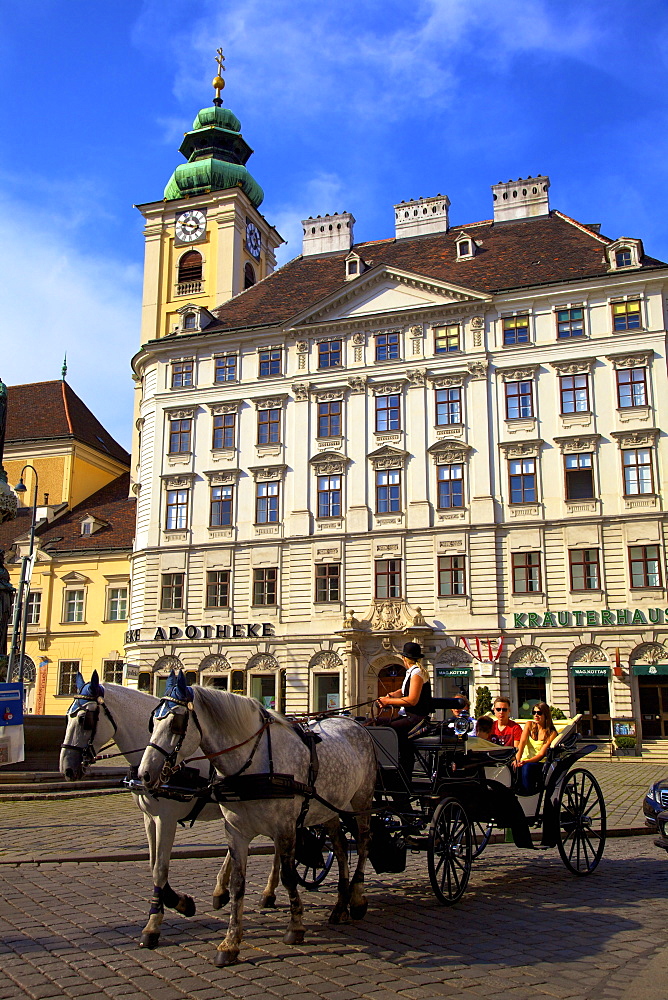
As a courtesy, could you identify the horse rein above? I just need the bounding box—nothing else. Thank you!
[60,697,121,769]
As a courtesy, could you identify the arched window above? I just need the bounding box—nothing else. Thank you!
[244,262,256,289]
[616,248,632,268]
[183,312,196,330]
[178,251,203,284]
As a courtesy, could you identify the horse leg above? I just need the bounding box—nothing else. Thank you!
[212,852,231,910]
[348,807,372,921]
[278,837,305,945]
[260,849,281,908]
[214,835,248,967]
[139,813,195,950]
[326,820,351,925]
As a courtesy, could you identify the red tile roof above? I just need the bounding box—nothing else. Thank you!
[204,212,665,334]
[6,381,130,465]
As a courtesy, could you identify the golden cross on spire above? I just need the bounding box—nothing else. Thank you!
[212,47,226,106]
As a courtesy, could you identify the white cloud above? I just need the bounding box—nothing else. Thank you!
[269,172,352,264]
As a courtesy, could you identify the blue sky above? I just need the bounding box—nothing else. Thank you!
[2,0,668,449]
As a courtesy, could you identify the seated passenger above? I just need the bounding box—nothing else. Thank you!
[474,716,494,741]
[515,702,557,793]
[377,641,432,783]
[445,695,473,733]
[490,697,523,748]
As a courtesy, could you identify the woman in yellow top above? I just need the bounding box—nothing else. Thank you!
[515,702,557,794]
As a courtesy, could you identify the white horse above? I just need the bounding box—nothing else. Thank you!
[139,671,376,967]
[59,671,281,949]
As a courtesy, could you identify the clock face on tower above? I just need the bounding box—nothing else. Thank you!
[175,210,206,243]
[246,220,261,259]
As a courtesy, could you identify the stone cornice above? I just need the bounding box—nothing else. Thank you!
[499,439,544,458]
[610,428,659,448]
[605,350,653,370]
[553,434,602,454]
[549,357,597,375]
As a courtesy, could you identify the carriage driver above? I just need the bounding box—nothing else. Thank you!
[377,641,432,780]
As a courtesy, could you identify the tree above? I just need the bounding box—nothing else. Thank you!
[474,685,493,717]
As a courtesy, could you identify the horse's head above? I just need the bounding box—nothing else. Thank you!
[59,670,117,780]
[139,670,200,789]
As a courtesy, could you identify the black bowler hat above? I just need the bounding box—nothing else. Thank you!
[403,641,423,661]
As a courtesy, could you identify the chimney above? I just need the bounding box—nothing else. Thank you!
[394,195,450,239]
[302,213,355,256]
[491,176,550,223]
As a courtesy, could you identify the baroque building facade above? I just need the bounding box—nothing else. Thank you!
[127,91,668,741]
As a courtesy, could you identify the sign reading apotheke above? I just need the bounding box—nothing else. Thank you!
[125,623,274,643]
[512,608,668,629]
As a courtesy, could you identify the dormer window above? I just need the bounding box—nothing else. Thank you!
[175,303,215,334]
[606,238,642,271]
[616,249,632,268]
[345,252,365,280]
[80,515,105,536]
[455,232,476,260]
[457,241,470,257]
[348,260,358,275]
[183,312,196,330]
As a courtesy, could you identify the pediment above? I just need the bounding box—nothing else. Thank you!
[290,265,491,328]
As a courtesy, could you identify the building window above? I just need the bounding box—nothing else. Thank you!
[457,241,470,258]
[434,325,460,353]
[171,361,194,388]
[206,570,230,608]
[438,555,466,596]
[505,380,533,419]
[26,591,41,625]
[375,394,401,432]
[612,300,641,331]
[244,262,256,289]
[376,469,401,514]
[315,563,341,603]
[169,417,192,454]
[560,374,589,413]
[257,407,281,445]
[259,349,282,377]
[256,482,280,523]
[177,251,202,284]
[375,559,402,599]
[213,412,236,449]
[214,355,237,383]
[160,573,184,610]
[103,660,124,684]
[317,475,341,518]
[437,463,464,509]
[565,453,594,500]
[375,332,400,361]
[64,590,84,623]
[435,387,461,425]
[557,307,584,338]
[317,399,342,438]
[318,340,342,368]
[509,458,537,504]
[617,367,647,408]
[107,587,128,621]
[512,551,542,593]
[253,567,277,605]
[629,545,661,588]
[503,315,530,345]
[570,549,600,591]
[622,448,653,495]
[183,313,197,330]
[166,489,189,530]
[210,485,233,527]
[58,660,81,697]
[347,259,358,275]
[616,249,632,268]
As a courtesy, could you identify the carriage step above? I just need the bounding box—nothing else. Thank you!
[405,834,428,848]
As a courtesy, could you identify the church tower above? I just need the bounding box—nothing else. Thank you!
[135,50,283,345]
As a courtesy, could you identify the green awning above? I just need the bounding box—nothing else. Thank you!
[632,663,668,676]
[436,666,472,677]
[571,665,610,677]
[511,666,550,678]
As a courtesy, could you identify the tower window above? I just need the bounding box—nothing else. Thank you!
[244,262,256,289]
[178,251,203,284]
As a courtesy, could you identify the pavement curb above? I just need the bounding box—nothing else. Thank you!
[0,787,127,801]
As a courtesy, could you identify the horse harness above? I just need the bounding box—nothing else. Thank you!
[61,695,120,769]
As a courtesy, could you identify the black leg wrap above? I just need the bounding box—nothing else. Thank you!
[149,885,164,916]
[161,882,180,910]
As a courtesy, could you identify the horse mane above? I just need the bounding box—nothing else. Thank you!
[104,683,159,708]
[192,686,292,744]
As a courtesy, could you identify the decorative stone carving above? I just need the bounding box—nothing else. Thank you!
[606,351,652,370]
[407,325,423,338]
[436,647,471,664]
[352,332,366,346]
[498,366,538,383]
[203,469,241,485]
[291,383,310,401]
[310,451,349,474]
[200,653,231,672]
[413,607,427,626]
[313,388,345,402]
[471,316,484,329]
[208,400,242,415]
[467,361,488,380]
[406,369,427,386]
[248,465,287,481]
[499,439,543,459]
[165,407,196,420]
[153,655,184,673]
[310,651,342,670]
[296,342,308,353]
[347,376,367,394]
[510,646,547,665]
[371,601,404,630]
[569,645,607,664]
[372,381,406,396]
[342,609,357,628]
[162,474,196,489]
[631,642,668,665]
[550,358,596,375]
[254,395,287,410]
[367,445,408,470]
[248,653,278,672]
[611,429,659,449]
[430,372,467,389]
[553,435,601,454]
[427,439,472,465]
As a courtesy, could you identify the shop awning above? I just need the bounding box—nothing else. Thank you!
[436,666,472,677]
[632,663,668,676]
[570,665,610,677]
[511,666,550,678]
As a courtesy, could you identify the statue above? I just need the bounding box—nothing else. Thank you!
[0,549,15,663]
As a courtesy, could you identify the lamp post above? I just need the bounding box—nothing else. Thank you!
[7,465,39,686]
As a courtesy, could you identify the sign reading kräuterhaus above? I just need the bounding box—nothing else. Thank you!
[125,623,274,643]
[511,608,667,628]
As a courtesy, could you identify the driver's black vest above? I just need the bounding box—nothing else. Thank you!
[402,670,433,717]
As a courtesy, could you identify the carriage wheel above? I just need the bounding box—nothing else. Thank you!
[427,797,472,905]
[556,768,606,876]
[471,819,494,860]
[295,826,335,890]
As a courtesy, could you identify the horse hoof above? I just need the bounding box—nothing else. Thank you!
[328,908,350,925]
[350,900,368,920]
[261,894,276,908]
[139,932,160,949]
[212,890,230,910]
[283,929,305,945]
[214,949,238,967]
[176,895,196,918]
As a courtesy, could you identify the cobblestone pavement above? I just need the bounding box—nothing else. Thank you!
[0,836,667,1000]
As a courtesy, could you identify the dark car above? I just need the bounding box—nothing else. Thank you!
[654,810,668,851]
[644,779,668,831]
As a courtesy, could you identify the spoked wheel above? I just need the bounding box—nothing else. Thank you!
[556,768,606,876]
[295,825,335,890]
[471,819,494,860]
[427,797,473,905]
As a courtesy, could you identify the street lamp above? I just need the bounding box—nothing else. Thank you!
[8,465,39,687]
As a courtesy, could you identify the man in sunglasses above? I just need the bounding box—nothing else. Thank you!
[489,697,522,749]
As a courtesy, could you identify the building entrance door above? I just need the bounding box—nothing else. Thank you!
[377,664,405,700]
[638,677,668,738]
[574,678,611,737]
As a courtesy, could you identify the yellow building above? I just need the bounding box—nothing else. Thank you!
[1,380,133,713]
